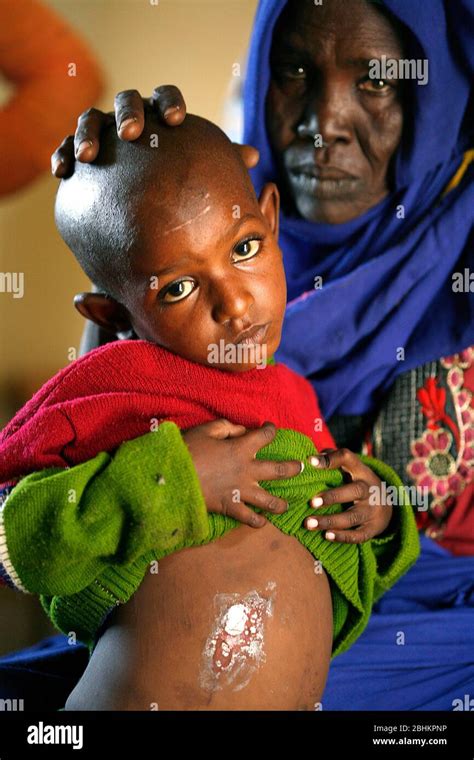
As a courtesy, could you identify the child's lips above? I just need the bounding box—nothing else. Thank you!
[234,323,270,346]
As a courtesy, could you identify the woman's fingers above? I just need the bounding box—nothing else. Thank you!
[308,447,366,476]
[52,85,187,178]
[308,447,378,491]
[51,135,75,177]
[114,89,146,139]
[310,480,369,508]
[305,505,370,532]
[149,85,187,125]
[305,503,378,543]
[74,107,114,161]
[235,143,260,169]
[306,523,374,544]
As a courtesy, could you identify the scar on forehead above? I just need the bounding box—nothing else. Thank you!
[199,583,276,694]
[163,193,211,236]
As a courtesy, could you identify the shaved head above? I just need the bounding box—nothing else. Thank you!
[55,112,256,302]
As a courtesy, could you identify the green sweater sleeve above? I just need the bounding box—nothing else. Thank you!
[7,425,418,654]
[357,453,420,603]
[0,422,209,596]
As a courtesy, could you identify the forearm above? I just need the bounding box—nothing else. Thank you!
[0,422,208,596]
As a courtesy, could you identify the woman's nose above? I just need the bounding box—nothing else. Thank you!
[296,84,352,146]
[296,109,319,139]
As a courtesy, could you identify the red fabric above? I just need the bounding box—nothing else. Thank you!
[439,482,474,557]
[0,341,335,483]
[437,358,474,556]
[408,353,474,556]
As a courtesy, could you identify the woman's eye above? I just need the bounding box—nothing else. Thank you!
[283,65,306,80]
[273,62,307,81]
[359,77,392,93]
[232,239,262,261]
[161,279,195,303]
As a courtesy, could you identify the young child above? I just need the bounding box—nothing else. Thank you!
[0,112,419,710]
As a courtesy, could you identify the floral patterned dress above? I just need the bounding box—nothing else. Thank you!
[328,346,474,556]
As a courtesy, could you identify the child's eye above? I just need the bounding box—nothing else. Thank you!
[232,238,262,262]
[161,278,196,303]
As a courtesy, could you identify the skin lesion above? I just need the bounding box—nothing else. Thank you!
[199,586,276,695]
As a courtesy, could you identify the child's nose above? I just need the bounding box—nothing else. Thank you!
[211,279,254,325]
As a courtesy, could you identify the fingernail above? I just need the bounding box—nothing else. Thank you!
[119,116,138,131]
[311,496,324,508]
[306,517,318,529]
[164,105,180,118]
[51,158,64,174]
[299,461,305,474]
[76,139,93,156]
[309,456,320,467]
[325,531,336,540]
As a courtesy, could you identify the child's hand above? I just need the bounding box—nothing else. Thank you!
[304,448,393,543]
[183,420,302,529]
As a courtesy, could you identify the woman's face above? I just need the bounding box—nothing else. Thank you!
[266,0,405,224]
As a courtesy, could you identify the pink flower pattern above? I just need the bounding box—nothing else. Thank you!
[407,347,474,536]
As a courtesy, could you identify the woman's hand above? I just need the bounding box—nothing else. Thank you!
[182,419,303,529]
[51,85,259,177]
[304,448,394,543]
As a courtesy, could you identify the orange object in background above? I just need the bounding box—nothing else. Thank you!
[0,0,104,196]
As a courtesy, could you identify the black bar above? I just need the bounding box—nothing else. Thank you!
[0,711,473,757]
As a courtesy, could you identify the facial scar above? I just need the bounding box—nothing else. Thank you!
[163,194,211,236]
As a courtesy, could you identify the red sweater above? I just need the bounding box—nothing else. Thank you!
[0,341,335,482]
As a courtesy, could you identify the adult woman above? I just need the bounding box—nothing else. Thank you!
[3,0,474,709]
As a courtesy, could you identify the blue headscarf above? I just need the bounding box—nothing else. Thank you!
[243,0,474,419]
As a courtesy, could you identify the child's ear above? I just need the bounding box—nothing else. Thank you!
[257,182,280,239]
[74,292,132,336]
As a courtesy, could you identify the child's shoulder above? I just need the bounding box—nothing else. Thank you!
[35,339,155,400]
[0,340,159,438]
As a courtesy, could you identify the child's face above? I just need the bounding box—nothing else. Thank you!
[119,179,287,372]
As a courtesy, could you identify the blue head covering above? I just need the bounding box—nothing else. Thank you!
[243,0,474,419]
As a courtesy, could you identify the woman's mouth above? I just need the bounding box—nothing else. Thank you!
[288,168,360,200]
